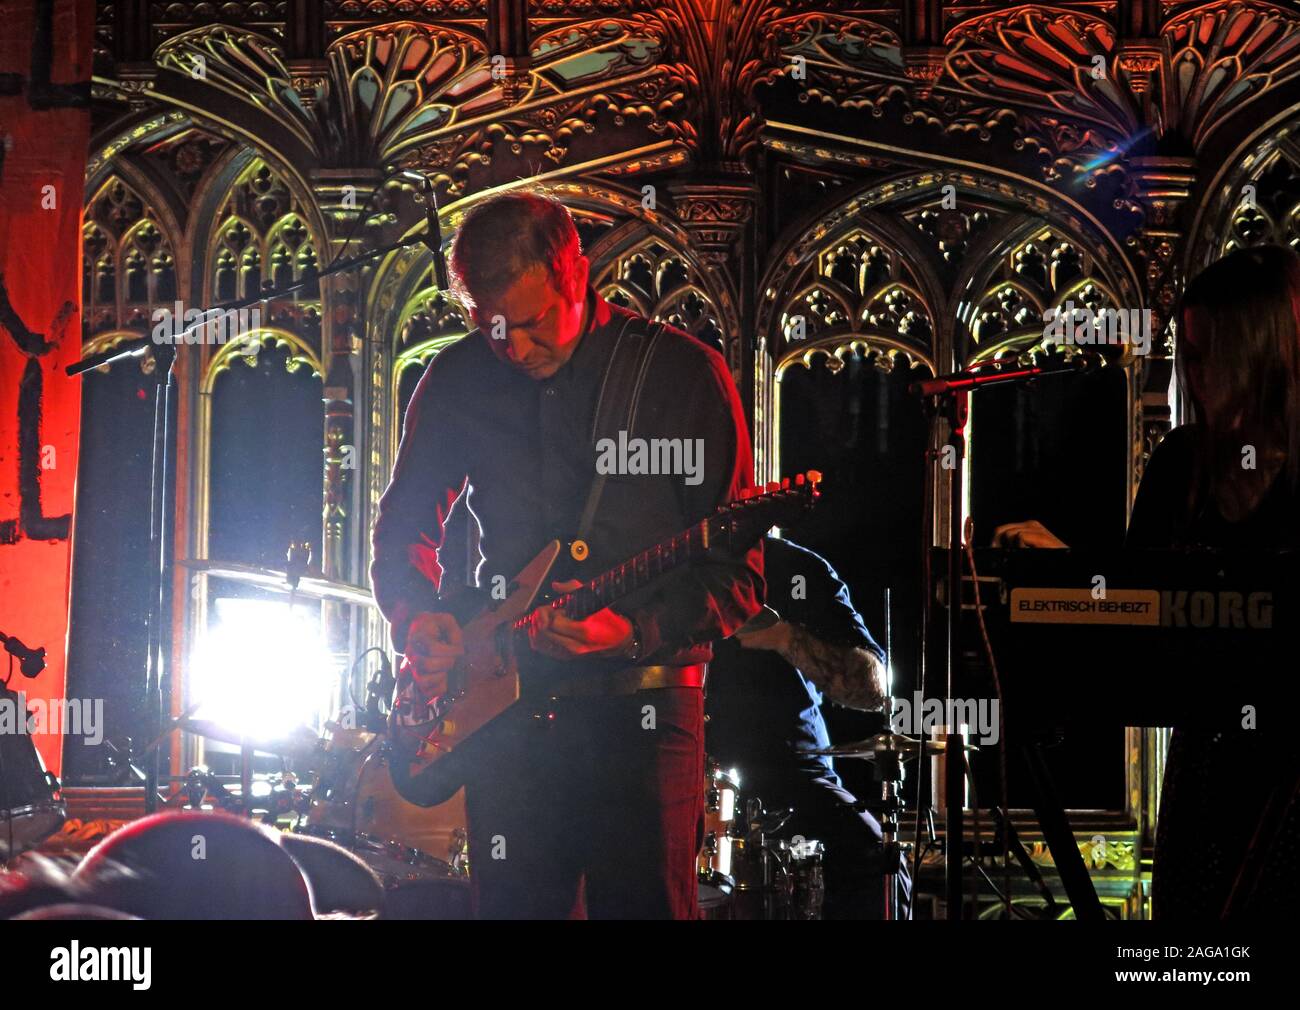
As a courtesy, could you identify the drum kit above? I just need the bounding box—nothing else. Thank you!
[695,732,926,921]
[0,683,67,863]
[0,565,474,920]
[2,554,930,920]
[170,557,471,914]
[697,759,827,920]
[3,698,926,921]
[149,728,910,922]
[291,720,470,918]
[0,629,67,864]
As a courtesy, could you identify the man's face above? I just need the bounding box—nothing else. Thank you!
[471,257,590,380]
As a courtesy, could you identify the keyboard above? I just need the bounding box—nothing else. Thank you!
[949,549,1300,728]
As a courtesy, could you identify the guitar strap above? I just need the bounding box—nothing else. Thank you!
[573,316,667,544]
[387,316,667,766]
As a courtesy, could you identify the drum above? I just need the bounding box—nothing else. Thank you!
[343,834,471,919]
[0,686,66,861]
[728,834,825,920]
[297,724,470,918]
[303,723,468,870]
[697,760,740,911]
[699,781,827,921]
[786,836,826,920]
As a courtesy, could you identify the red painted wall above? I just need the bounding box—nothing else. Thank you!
[0,0,95,779]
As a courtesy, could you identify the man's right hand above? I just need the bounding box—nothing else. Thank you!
[992,520,1069,549]
[403,611,464,700]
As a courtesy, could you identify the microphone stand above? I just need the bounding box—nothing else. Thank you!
[64,185,450,814]
[909,353,1099,919]
[879,587,903,921]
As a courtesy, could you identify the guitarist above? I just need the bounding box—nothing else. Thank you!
[370,192,764,919]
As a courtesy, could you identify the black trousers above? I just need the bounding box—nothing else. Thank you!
[728,760,912,920]
[1153,727,1299,920]
[463,687,704,919]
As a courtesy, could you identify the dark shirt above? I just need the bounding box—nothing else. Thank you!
[706,537,883,774]
[1126,424,1300,550]
[1124,423,1299,918]
[370,290,763,688]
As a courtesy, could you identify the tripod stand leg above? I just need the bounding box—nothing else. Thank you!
[1020,740,1105,921]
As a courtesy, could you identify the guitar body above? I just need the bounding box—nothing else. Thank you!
[388,541,560,807]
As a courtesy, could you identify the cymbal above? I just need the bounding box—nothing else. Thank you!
[179,558,377,608]
[177,717,324,763]
[803,732,975,761]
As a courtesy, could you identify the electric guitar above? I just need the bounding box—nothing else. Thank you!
[386,471,822,806]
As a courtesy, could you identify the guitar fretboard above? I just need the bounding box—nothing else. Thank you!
[507,477,817,635]
[561,519,711,619]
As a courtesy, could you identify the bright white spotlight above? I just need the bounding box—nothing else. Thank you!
[191,597,337,742]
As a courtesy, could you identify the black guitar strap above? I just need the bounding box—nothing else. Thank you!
[574,316,667,544]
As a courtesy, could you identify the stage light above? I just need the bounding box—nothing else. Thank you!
[190,597,338,743]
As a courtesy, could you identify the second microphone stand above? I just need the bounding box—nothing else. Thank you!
[910,353,1099,919]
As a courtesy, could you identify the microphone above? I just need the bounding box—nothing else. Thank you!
[285,541,312,591]
[364,651,396,730]
[399,170,450,291]
[0,631,47,678]
[909,349,1107,398]
[426,197,450,292]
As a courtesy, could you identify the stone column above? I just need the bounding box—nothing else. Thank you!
[668,176,758,461]
[1125,156,1196,466]
[311,169,386,683]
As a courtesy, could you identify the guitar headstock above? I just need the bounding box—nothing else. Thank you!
[710,470,822,548]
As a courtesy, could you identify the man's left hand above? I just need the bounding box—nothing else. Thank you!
[527,580,635,660]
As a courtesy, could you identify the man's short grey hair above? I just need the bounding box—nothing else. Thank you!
[448,192,583,310]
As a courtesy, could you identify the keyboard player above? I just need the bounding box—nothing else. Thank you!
[994,245,1300,921]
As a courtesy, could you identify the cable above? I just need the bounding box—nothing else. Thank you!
[963,746,1046,919]
[966,747,979,916]
[349,645,392,716]
[963,517,1013,922]
[968,857,1037,919]
[905,809,939,912]
[322,166,411,272]
[909,436,937,919]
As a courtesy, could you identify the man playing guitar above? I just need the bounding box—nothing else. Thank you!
[370,192,763,918]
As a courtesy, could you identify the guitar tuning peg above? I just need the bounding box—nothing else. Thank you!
[738,487,753,500]
[781,477,791,490]
[807,469,823,487]
[794,473,805,486]
[766,482,780,493]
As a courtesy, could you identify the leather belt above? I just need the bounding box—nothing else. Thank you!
[546,663,708,698]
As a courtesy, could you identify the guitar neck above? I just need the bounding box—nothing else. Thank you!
[560,519,712,619]
[510,472,819,632]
